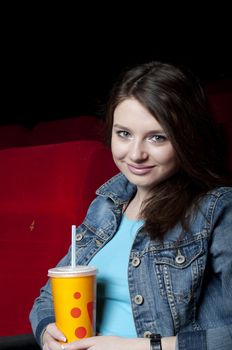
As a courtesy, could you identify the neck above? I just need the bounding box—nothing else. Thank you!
[123,189,149,220]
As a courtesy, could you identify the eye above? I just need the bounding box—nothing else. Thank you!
[116,130,131,138]
[148,134,167,143]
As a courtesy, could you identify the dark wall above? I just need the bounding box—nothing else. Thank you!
[1,9,231,127]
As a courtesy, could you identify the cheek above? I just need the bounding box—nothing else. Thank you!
[154,147,178,168]
[111,139,127,160]
[112,147,126,161]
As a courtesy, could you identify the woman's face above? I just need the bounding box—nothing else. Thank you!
[111,98,179,196]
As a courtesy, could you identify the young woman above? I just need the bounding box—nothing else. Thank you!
[30,61,232,350]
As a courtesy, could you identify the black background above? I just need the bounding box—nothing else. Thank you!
[1,5,231,127]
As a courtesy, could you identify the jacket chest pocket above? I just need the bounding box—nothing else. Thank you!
[74,224,105,262]
[153,237,206,304]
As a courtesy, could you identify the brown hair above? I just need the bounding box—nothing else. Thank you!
[105,61,231,240]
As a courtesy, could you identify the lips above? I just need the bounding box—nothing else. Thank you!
[127,163,155,175]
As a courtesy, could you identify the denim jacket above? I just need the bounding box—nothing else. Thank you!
[30,173,232,350]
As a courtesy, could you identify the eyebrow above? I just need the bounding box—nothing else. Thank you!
[113,123,165,134]
[113,124,131,131]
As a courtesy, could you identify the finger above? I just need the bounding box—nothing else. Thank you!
[43,330,67,350]
[44,340,66,350]
[43,342,52,350]
[46,323,67,343]
[65,337,97,349]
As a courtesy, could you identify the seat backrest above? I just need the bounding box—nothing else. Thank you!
[28,116,105,146]
[0,140,118,336]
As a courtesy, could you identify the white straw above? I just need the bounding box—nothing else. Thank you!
[71,225,76,268]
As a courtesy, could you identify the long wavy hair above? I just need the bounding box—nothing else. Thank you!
[105,61,231,240]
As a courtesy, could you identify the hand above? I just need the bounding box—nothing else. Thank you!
[63,335,150,350]
[42,323,67,350]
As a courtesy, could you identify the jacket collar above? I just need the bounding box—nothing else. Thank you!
[96,173,136,205]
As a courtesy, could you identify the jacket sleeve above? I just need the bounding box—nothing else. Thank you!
[29,247,72,346]
[177,189,232,350]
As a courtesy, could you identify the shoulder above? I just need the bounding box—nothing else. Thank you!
[201,187,232,230]
[204,186,232,209]
[207,186,232,198]
[188,187,232,233]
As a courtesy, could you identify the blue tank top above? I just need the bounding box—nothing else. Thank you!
[90,214,144,337]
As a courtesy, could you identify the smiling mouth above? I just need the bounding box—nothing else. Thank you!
[127,164,155,175]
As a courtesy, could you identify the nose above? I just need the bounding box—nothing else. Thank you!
[129,140,148,162]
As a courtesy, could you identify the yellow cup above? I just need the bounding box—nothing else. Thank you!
[48,265,97,343]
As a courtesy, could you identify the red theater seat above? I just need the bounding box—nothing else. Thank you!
[0,140,118,337]
[28,116,105,146]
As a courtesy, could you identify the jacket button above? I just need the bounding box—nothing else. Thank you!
[175,255,185,264]
[143,331,152,338]
[134,294,144,305]
[76,233,83,241]
[132,257,141,267]
[175,250,186,264]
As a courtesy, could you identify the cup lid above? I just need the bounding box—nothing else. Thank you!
[48,265,98,277]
